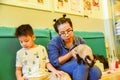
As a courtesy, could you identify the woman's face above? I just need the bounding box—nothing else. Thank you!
[58,22,74,43]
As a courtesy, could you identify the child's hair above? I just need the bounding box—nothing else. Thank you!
[15,24,34,37]
[53,14,73,33]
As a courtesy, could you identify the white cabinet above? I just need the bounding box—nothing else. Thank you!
[114,0,120,36]
[113,0,120,61]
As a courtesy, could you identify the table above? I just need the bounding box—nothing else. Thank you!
[100,68,120,80]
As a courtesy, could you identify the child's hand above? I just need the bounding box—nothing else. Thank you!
[18,76,28,80]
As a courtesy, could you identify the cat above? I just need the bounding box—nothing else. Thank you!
[73,44,95,67]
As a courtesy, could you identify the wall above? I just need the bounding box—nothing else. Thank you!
[0,3,105,32]
[0,0,115,57]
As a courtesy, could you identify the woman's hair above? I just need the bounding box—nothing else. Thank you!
[53,14,73,33]
[15,24,34,37]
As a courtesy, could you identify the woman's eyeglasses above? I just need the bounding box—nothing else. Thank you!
[59,29,73,37]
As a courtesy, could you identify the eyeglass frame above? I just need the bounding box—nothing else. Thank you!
[59,29,73,37]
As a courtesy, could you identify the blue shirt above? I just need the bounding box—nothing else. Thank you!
[47,35,85,68]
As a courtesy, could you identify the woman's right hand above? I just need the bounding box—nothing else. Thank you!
[70,48,77,59]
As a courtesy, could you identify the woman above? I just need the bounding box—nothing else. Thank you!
[47,14,102,80]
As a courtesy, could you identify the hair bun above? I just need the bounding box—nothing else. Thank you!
[63,14,66,18]
[53,19,57,22]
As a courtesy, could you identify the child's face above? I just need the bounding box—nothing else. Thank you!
[18,35,35,49]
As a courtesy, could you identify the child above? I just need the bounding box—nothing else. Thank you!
[15,24,71,80]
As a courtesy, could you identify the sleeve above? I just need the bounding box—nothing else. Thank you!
[16,51,22,67]
[78,36,86,44]
[47,39,60,68]
[42,46,49,63]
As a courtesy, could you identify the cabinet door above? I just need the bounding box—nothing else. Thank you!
[113,0,120,61]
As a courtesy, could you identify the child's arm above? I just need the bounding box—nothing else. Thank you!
[46,62,65,78]
[16,67,27,80]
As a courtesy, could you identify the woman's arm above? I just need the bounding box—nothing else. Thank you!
[58,51,73,64]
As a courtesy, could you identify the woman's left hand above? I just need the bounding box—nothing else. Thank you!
[52,70,65,78]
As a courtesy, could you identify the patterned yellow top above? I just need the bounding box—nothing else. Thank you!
[16,45,49,78]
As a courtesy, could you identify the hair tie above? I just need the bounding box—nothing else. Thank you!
[63,14,66,18]
[53,19,57,22]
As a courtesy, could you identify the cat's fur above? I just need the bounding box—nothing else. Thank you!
[73,44,95,67]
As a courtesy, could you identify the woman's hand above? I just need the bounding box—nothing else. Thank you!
[52,70,66,78]
[70,48,77,59]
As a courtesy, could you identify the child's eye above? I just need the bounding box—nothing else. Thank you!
[25,40,29,42]
[20,41,23,43]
